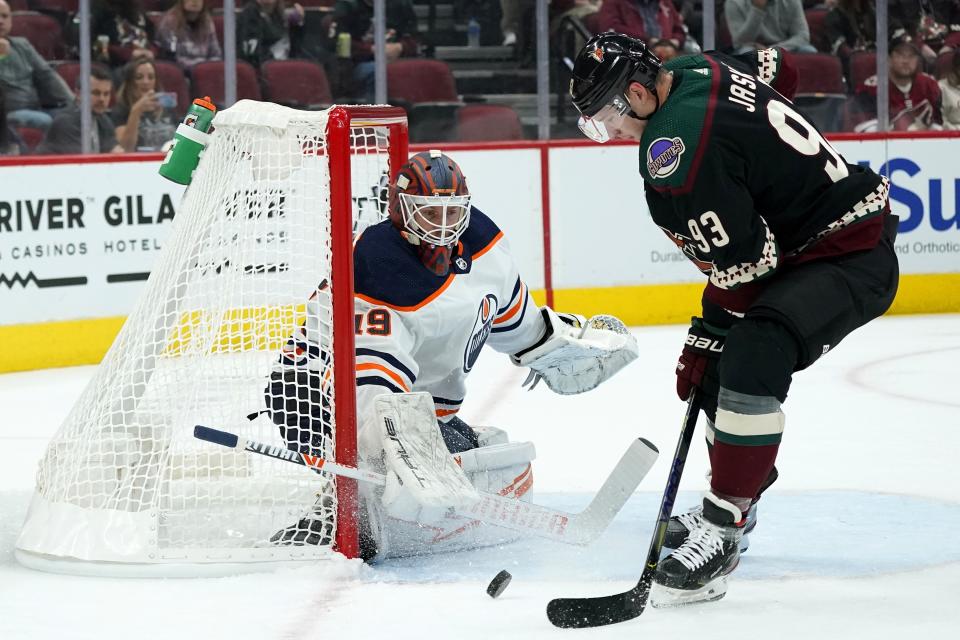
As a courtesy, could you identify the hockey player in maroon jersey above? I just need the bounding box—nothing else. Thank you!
[569,33,899,606]
[264,151,639,560]
[853,30,944,131]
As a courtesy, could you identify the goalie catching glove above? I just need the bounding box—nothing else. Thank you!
[375,393,480,524]
[510,308,639,395]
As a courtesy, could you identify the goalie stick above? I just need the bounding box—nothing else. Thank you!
[546,390,702,628]
[194,425,658,546]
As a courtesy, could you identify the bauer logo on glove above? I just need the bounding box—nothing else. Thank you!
[510,308,639,395]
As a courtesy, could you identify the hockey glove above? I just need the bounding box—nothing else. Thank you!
[511,308,639,395]
[264,369,332,453]
[675,317,726,402]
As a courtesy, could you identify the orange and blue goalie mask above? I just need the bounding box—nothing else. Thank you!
[389,151,471,276]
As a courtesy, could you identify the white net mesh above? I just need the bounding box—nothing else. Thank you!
[17,103,404,571]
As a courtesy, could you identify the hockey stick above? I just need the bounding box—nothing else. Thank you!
[546,390,702,628]
[194,425,658,546]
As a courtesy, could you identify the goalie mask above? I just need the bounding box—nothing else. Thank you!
[389,150,471,276]
[569,32,663,143]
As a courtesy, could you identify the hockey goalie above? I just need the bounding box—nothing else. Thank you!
[263,151,639,561]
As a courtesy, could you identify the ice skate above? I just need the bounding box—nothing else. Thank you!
[652,494,744,608]
[663,501,757,553]
[270,495,335,546]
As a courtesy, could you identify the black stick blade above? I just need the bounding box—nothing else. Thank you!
[546,590,644,629]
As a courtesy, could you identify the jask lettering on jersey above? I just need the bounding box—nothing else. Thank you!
[725,65,757,113]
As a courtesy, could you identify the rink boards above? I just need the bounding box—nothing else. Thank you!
[1,132,959,372]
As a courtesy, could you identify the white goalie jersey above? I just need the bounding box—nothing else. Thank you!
[277,207,547,461]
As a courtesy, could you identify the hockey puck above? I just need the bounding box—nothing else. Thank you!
[486,570,512,598]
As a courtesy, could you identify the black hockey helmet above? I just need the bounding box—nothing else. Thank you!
[569,32,663,118]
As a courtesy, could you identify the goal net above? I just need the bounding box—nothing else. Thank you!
[16,102,409,575]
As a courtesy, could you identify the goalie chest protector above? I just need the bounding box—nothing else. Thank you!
[350,208,542,417]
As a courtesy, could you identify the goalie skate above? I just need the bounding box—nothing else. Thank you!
[270,495,335,547]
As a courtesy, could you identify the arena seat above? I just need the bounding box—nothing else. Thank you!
[9,11,64,60]
[16,126,44,153]
[790,53,846,132]
[387,59,459,104]
[387,59,462,143]
[190,60,262,106]
[456,104,523,141]
[153,60,191,115]
[805,9,830,53]
[261,59,332,108]
[54,61,80,91]
[849,50,878,89]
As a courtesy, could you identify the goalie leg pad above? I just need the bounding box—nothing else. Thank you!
[364,437,537,561]
[457,440,537,500]
[376,393,480,525]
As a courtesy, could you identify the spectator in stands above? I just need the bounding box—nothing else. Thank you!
[0,84,26,155]
[890,0,960,63]
[111,57,178,152]
[825,0,876,83]
[854,32,943,131]
[330,0,419,101]
[651,38,681,61]
[500,1,533,47]
[724,0,817,54]
[0,0,74,132]
[92,0,158,67]
[237,0,306,67]
[596,0,687,51]
[37,66,124,154]
[938,49,960,128]
[155,0,222,70]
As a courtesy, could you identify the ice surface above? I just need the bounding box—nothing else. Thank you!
[1,315,959,639]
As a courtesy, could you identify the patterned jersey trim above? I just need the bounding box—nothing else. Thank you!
[709,219,780,289]
[757,48,780,85]
[786,177,891,257]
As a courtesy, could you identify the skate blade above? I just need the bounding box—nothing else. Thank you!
[650,577,728,609]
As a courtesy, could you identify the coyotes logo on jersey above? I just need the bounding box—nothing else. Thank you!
[659,226,714,273]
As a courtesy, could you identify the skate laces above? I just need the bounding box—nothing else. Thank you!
[676,505,703,533]
[670,523,725,571]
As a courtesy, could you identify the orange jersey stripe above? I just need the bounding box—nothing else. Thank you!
[493,283,526,325]
[355,271,456,312]
[356,363,410,391]
[472,231,503,260]
[435,408,459,417]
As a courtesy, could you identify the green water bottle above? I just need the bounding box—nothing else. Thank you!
[159,96,217,185]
